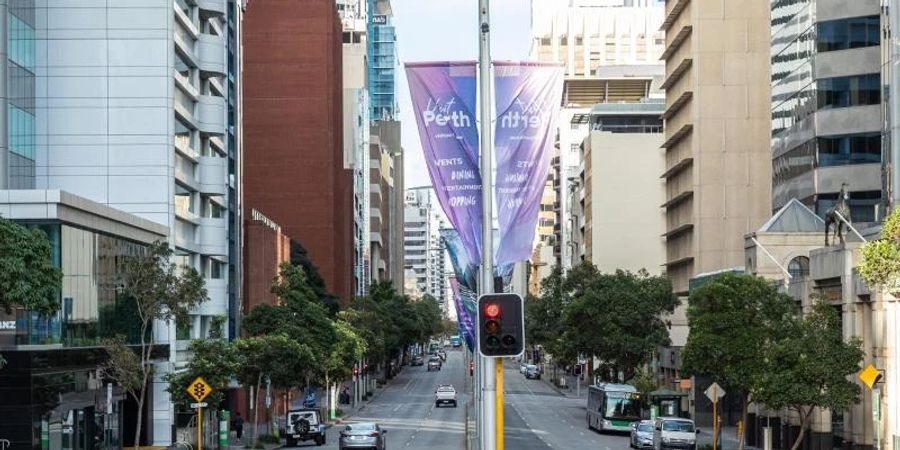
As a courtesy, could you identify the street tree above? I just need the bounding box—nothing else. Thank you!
[526,266,575,367]
[755,298,863,450]
[0,216,62,316]
[233,334,315,447]
[322,319,367,409]
[101,241,207,450]
[859,208,900,295]
[563,268,677,382]
[164,336,236,409]
[290,240,340,315]
[243,263,337,379]
[681,273,795,450]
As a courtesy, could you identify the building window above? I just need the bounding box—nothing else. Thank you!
[817,133,881,166]
[817,73,880,110]
[817,16,880,52]
[816,190,882,223]
[787,256,809,278]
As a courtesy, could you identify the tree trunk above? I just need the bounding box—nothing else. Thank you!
[253,374,262,448]
[789,407,813,450]
[737,394,749,450]
[133,372,148,450]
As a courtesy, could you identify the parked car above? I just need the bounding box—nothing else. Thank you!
[524,364,541,380]
[652,417,698,450]
[434,384,458,407]
[427,356,442,371]
[519,363,528,375]
[411,355,424,366]
[631,420,655,449]
[339,422,387,450]
[285,408,326,447]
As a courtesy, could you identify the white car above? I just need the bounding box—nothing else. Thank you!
[519,363,528,375]
[434,384,458,407]
[652,417,698,450]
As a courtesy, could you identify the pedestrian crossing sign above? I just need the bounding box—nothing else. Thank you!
[187,376,212,402]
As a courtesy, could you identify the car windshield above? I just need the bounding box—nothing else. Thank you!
[346,423,376,431]
[438,387,455,392]
[637,423,653,432]
[662,421,695,432]
[604,392,641,420]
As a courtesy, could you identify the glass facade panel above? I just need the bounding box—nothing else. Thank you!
[817,74,881,110]
[8,13,35,71]
[818,133,882,166]
[817,16,880,52]
[9,104,35,159]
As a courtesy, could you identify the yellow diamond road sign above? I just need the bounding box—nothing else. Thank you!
[187,376,212,402]
[859,364,883,390]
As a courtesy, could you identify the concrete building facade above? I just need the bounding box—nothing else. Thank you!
[660,0,773,349]
[771,0,883,222]
[403,187,448,305]
[574,101,666,273]
[530,0,665,270]
[242,0,353,303]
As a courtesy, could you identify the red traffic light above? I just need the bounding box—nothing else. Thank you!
[353,366,359,375]
[484,302,500,319]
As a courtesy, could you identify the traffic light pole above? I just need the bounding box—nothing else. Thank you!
[478,0,496,449]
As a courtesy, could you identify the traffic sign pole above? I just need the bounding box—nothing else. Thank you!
[197,407,203,450]
[496,357,504,450]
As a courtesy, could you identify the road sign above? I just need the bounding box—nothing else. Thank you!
[190,402,208,409]
[705,382,726,403]
[859,364,883,389]
[187,376,213,402]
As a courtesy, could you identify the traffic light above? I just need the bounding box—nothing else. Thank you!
[477,293,524,357]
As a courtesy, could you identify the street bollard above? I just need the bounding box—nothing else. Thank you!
[762,427,772,450]
[219,410,230,449]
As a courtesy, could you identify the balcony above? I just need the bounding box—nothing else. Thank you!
[198,217,228,256]
[197,95,225,135]
[174,134,199,162]
[198,0,226,16]
[174,154,200,191]
[198,156,227,195]
[196,278,228,316]
[197,33,226,76]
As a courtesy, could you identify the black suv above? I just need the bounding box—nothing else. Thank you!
[285,408,326,447]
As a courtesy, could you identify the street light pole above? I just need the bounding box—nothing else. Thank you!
[478,0,496,449]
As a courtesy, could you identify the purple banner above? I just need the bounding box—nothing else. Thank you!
[406,62,483,263]
[493,62,564,266]
[449,278,475,352]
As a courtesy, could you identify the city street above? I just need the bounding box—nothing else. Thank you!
[287,351,632,450]
[503,362,631,450]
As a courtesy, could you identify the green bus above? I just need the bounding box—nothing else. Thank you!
[586,383,642,432]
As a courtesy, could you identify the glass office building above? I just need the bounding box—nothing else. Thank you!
[6,0,35,189]
[0,191,168,449]
[367,0,397,120]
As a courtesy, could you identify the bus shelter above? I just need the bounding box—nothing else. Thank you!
[647,388,688,419]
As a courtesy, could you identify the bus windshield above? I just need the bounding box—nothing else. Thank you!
[604,392,641,420]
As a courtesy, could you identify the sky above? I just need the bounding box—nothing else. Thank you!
[392,0,532,189]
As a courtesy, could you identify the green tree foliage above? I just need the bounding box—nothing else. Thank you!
[243,263,337,378]
[754,298,863,450]
[859,208,900,295]
[0,216,62,316]
[290,240,340,315]
[525,267,575,365]
[563,267,677,381]
[682,273,796,450]
[233,334,315,448]
[323,320,368,384]
[101,241,207,450]
[165,337,236,409]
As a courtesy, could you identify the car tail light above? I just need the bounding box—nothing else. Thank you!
[369,432,380,437]
[340,432,349,437]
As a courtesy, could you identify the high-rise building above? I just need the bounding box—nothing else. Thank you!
[573,99,665,272]
[403,187,448,305]
[530,0,665,269]
[771,0,883,222]
[0,0,240,444]
[888,0,900,211]
[369,120,404,288]
[341,0,372,295]
[368,0,397,120]
[660,0,772,347]
[243,0,354,303]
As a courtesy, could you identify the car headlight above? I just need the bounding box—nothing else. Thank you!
[602,420,612,428]
[662,437,673,444]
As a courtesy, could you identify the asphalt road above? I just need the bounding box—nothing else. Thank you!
[503,361,632,450]
[286,351,631,450]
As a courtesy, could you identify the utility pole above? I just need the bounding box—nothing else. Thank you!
[478,0,496,449]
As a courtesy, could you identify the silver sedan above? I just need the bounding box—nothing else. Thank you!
[339,422,388,450]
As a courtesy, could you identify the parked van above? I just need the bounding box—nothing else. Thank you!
[652,417,698,450]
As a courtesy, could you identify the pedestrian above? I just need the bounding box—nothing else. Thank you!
[232,411,244,440]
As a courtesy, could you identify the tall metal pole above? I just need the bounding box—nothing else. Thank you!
[478,0,496,449]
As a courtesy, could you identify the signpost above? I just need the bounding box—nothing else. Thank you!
[187,377,213,450]
[859,364,884,450]
[705,382,726,450]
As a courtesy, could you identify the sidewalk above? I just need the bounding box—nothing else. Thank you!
[696,426,760,450]
[537,366,587,399]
